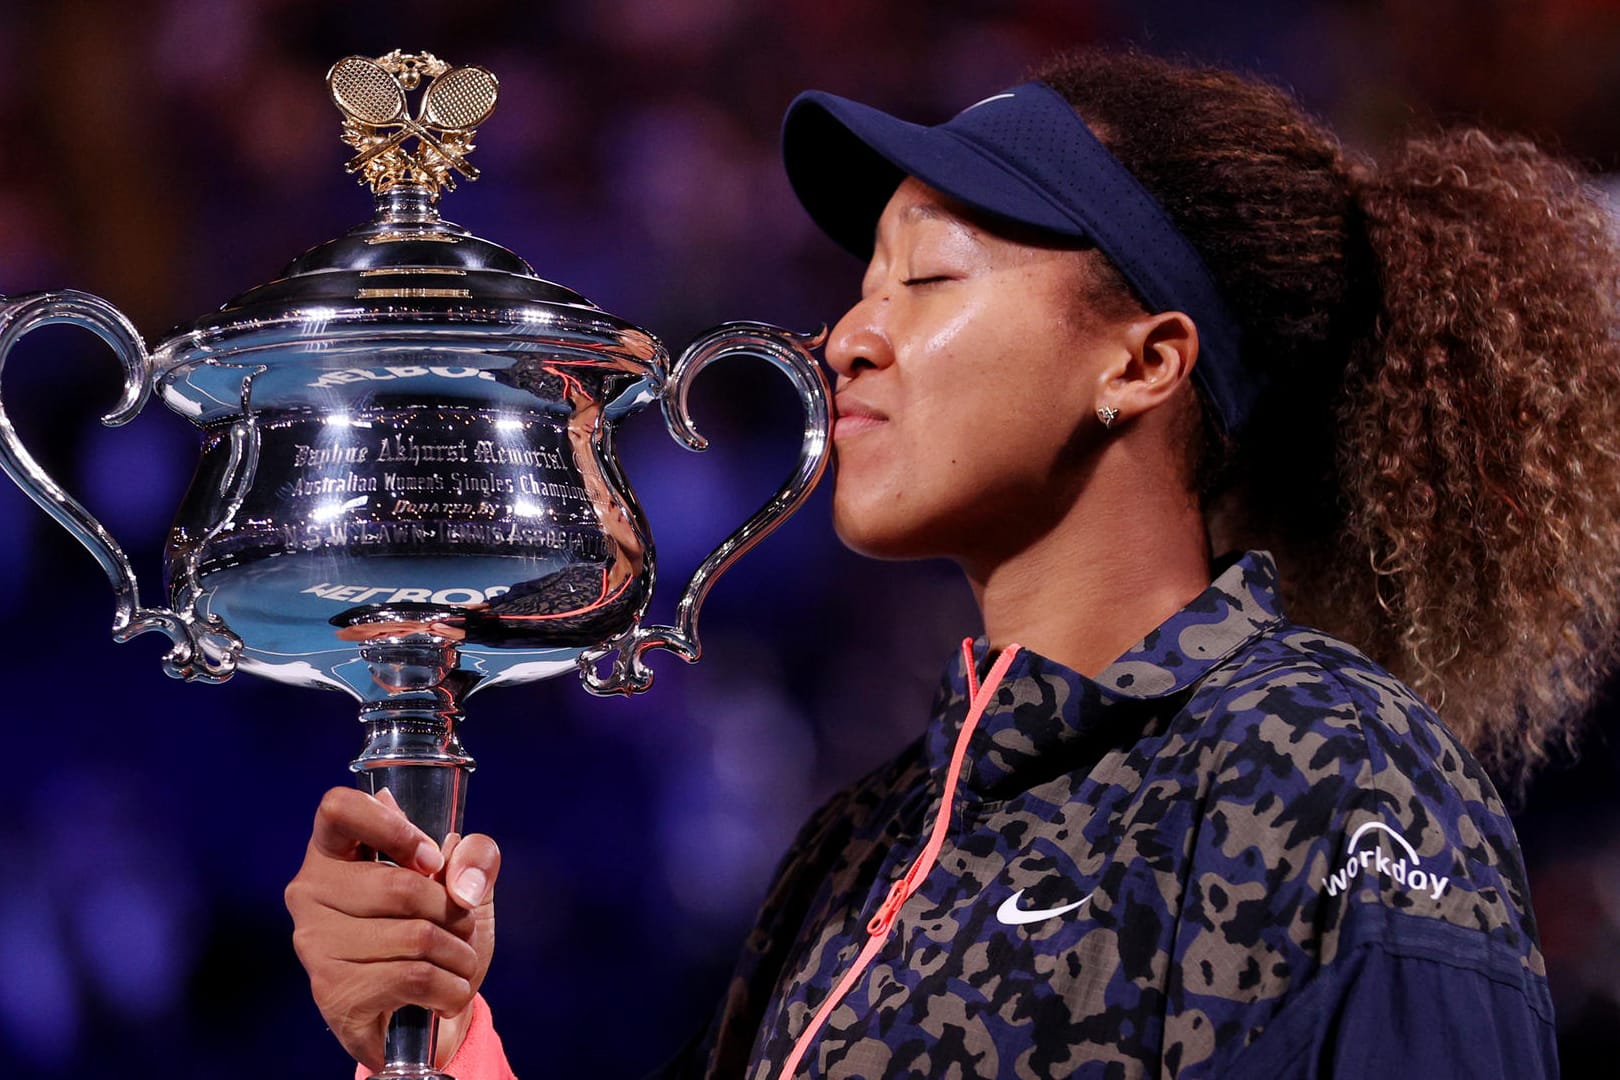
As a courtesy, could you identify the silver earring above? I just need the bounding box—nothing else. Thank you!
[1097,405,1118,430]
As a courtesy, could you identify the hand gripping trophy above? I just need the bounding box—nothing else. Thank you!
[0,51,830,1078]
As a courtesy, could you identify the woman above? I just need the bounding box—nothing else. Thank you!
[284,49,1620,1077]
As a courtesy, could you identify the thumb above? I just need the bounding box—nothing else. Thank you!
[444,833,501,910]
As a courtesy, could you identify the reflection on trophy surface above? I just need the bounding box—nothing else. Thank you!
[0,48,829,1079]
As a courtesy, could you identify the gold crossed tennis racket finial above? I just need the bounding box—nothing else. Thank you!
[328,50,500,197]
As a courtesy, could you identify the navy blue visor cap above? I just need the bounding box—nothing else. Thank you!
[781,82,1258,436]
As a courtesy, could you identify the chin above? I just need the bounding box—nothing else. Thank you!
[831,504,952,563]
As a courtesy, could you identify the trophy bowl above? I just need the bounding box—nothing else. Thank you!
[0,49,830,1078]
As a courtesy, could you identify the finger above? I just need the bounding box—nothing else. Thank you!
[444,833,501,910]
[297,860,479,931]
[369,788,445,874]
[304,913,481,980]
[439,831,462,877]
[319,958,472,1068]
[309,788,444,873]
[343,1025,386,1076]
[346,957,475,1018]
[433,1001,479,1070]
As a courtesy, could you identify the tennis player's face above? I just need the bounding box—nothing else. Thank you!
[825,178,1128,568]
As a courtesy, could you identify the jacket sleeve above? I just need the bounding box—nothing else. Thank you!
[1318,947,1558,1078]
[1223,927,1559,1079]
[351,995,517,1080]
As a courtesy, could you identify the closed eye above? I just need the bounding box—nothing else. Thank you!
[901,276,952,287]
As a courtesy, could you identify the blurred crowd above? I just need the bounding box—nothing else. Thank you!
[0,0,1617,1075]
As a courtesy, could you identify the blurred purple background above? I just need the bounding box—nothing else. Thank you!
[0,0,1617,1075]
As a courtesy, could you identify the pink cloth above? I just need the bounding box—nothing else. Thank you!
[351,995,516,1080]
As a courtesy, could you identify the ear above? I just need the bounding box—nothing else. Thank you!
[1094,311,1199,425]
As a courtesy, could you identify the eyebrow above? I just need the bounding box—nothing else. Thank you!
[867,196,987,269]
[901,202,952,224]
[897,201,987,247]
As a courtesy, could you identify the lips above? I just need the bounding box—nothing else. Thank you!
[834,396,888,440]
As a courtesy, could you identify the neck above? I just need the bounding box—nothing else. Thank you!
[965,442,1213,679]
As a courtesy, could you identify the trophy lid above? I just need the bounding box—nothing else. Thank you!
[209,184,596,316]
[153,50,661,420]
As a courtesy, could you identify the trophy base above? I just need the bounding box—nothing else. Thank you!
[367,1069,456,1080]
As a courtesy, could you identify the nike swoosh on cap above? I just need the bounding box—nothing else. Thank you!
[958,91,1017,114]
[995,888,1092,926]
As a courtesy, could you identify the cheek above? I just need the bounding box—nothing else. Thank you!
[828,412,1014,558]
[828,462,906,557]
[825,300,1094,556]
[827,420,939,556]
[917,302,978,358]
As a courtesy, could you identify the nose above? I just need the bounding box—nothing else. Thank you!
[825,296,892,384]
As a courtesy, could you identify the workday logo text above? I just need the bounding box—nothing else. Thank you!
[1321,822,1450,902]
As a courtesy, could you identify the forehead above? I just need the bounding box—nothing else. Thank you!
[866,179,1126,316]
[874,177,1094,258]
[876,179,981,238]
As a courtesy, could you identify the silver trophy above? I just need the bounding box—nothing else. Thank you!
[0,51,829,1078]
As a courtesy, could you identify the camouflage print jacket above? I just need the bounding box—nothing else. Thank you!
[686,551,1557,1079]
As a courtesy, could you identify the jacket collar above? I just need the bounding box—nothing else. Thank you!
[924,551,1286,799]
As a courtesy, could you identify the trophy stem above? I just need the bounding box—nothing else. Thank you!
[374,183,442,224]
[348,632,476,1080]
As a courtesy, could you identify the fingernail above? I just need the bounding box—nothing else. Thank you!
[415,840,445,874]
[453,868,487,907]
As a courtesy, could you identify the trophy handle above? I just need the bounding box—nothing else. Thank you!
[579,321,831,695]
[0,290,238,681]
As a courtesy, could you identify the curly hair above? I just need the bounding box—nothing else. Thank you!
[1034,49,1620,793]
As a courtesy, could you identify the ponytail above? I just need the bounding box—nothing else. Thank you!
[1333,131,1620,787]
[1035,50,1620,791]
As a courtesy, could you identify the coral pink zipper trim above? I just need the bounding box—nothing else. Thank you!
[776,639,1020,1079]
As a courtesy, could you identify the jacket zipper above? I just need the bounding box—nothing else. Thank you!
[775,639,1021,1079]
